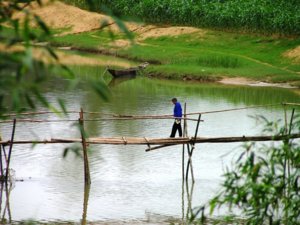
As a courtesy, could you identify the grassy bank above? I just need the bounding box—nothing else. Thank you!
[62,0,300,36]
[52,28,300,86]
[3,1,299,87]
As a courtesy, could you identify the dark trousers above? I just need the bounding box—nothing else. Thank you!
[170,120,182,137]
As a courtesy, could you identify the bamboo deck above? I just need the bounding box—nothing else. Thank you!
[1,133,299,147]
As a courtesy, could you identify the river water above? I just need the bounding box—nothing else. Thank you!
[1,69,299,223]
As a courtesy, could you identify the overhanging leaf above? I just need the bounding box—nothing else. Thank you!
[34,15,51,35]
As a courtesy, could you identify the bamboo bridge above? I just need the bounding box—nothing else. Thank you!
[0,102,299,185]
[1,135,300,149]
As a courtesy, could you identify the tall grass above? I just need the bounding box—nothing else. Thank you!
[62,0,300,36]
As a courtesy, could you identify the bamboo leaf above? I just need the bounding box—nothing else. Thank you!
[32,88,49,107]
[45,46,58,61]
[25,93,36,109]
[57,98,67,114]
[34,15,50,35]
[90,80,110,101]
[60,64,75,79]
[63,148,69,158]
[23,13,30,46]
[209,197,218,215]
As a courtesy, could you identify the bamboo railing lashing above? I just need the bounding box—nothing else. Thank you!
[143,137,151,150]
[122,137,127,145]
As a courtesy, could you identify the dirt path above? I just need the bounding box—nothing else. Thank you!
[219,77,296,89]
[284,46,300,63]
[13,0,203,38]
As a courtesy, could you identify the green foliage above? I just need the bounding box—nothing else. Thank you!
[170,55,242,68]
[194,113,300,224]
[0,0,110,117]
[0,0,70,115]
[53,28,300,83]
[62,0,300,36]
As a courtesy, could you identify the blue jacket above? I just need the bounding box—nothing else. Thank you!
[173,102,182,118]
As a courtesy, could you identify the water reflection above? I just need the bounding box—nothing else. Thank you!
[185,181,195,220]
[0,182,13,223]
[108,76,136,88]
[81,184,90,225]
[0,180,92,225]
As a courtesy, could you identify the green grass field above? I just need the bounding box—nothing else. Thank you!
[52,28,300,86]
[3,24,299,86]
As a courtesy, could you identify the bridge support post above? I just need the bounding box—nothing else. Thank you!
[182,103,187,181]
[79,108,91,185]
[0,119,16,182]
[186,114,201,183]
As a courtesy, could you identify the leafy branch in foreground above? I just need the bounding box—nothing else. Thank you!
[193,113,300,225]
[0,0,73,115]
[0,0,115,117]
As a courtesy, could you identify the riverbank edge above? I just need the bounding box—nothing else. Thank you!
[53,44,300,89]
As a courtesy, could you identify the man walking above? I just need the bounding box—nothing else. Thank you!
[170,98,182,137]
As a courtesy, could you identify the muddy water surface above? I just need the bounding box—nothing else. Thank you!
[1,70,299,223]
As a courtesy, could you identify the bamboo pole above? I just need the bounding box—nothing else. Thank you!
[185,179,190,220]
[186,181,194,218]
[145,144,176,151]
[186,114,201,183]
[5,119,16,181]
[284,105,288,134]
[2,111,116,117]
[1,184,5,219]
[0,117,201,124]
[117,103,282,118]
[287,108,295,202]
[0,145,3,178]
[63,134,300,145]
[0,183,3,213]
[5,102,300,119]
[4,182,12,222]
[288,108,295,137]
[2,146,8,168]
[0,133,2,178]
[182,103,187,181]
[283,103,300,107]
[186,104,282,115]
[79,109,91,185]
[181,103,187,222]
[0,133,299,146]
[181,179,185,222]
[185,142,194,183]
